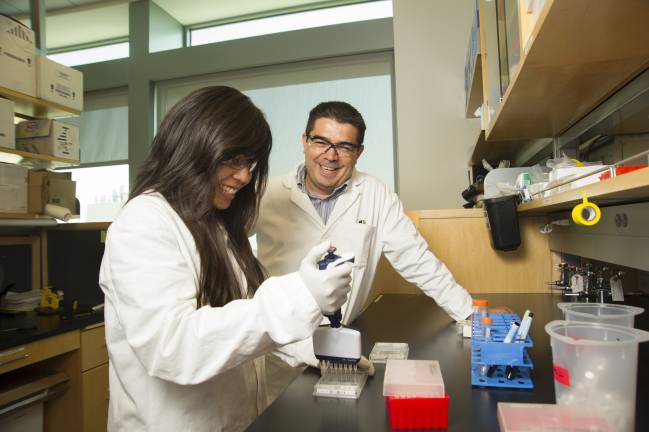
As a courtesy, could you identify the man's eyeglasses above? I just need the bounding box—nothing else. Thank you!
[306,135,361,158]
[223,156,258,172]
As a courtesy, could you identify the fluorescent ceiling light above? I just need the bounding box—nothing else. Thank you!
[47,42,129,67]
[191,0,392,46]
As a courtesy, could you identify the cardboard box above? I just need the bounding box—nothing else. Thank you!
[0,14,36,96]
[0,163,28,213]
[0,97,15,149]
[36,56,83,111]
[16,119,79,161]
[28,170,77,214]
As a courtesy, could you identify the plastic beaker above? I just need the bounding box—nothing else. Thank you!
[557,302,644,327]
[545,320,649,432]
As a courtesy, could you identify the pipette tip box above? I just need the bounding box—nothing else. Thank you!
[386,394,449,430]
[383,359,448,430]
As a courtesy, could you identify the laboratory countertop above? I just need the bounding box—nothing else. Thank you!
[0,309,104,351]
[247,293,649,432]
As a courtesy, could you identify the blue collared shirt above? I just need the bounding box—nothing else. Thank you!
[296,164,349,224]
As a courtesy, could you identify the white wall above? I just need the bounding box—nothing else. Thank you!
[393,0,481,208]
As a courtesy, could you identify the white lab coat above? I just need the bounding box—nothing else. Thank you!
[99,192,322,432]
[257,168,473,365]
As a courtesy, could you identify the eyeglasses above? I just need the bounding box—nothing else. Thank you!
[306,135,361,158]
[223,156,258,172]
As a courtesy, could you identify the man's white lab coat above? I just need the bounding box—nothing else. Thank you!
[257,168,472,365]
[99,193,322,432]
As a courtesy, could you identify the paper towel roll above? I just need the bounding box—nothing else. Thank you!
[44,204,72,222]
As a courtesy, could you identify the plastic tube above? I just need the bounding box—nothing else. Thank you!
[503,322,520,344]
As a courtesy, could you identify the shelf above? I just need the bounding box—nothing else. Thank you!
[49,221,111,230]
[0,146,80,169]
[465,54,483,118]
[486,0,649,141]
[0,212,40,219]
[0,85,80,119]
[518,167,649,214]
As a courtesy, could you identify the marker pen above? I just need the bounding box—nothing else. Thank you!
[503,321,520,344]
[517,312,534,340]
[516,310,530,339]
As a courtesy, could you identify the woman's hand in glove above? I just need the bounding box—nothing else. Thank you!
[299,241,352,314]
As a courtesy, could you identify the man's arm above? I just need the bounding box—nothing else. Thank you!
[378,190,473,321]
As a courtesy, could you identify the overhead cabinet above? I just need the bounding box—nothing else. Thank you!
[481,0,649,141]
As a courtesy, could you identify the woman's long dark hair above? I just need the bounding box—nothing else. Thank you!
[130,86,271,307]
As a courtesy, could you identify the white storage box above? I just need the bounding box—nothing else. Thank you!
[547,165,604,195]
[0,97,15,149]
[0,14,36,96]
[36,56,83,111]
[0,163,28,213]
[16,119,79,161]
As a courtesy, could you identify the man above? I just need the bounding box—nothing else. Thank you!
[257,101,473,400]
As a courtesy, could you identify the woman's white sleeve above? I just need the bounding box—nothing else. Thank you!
[101,200,322,385]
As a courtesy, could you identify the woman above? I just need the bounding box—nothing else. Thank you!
[99,86,352,432]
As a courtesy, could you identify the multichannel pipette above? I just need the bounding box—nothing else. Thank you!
[313,249,361,371]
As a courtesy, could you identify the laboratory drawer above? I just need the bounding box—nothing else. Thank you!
[0,331,79,375]
[81,324,107,371]
[82,363,108,432]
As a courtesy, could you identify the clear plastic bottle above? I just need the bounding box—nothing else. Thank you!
[481,316,493,341]
[473,299,489,319]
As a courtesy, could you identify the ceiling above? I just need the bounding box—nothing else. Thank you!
[0,0,357,50]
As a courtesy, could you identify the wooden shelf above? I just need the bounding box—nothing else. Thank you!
[518,167,649,214]
[49,221,111,230]
[0,212,40,219]
[0,86,80,119]
[486,0,649,141]
[0,146,79,169]
[465,54,483,118]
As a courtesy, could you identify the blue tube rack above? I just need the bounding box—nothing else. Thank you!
[470,313,534,389]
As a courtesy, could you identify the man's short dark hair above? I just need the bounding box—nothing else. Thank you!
[305,101,366,145]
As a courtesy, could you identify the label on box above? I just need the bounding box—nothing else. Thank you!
[553,364,570,387]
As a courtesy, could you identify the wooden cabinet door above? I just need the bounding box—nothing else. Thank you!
[82,364,108,432]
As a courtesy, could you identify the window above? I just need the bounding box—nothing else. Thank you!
[47,42,129,67]
[157,52,395,189]
[59,164,129,222]
[57,89,129,222]
[190,0,393,46]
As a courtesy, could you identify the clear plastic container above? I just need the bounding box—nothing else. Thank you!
[497,402,615,432]
[383,359,445,398]
[481,316,493,341]
[313,369,368,399]
[545,320,649,432]
[472,299,489,318]
[557,302,644,327]
[369,342,409,363]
